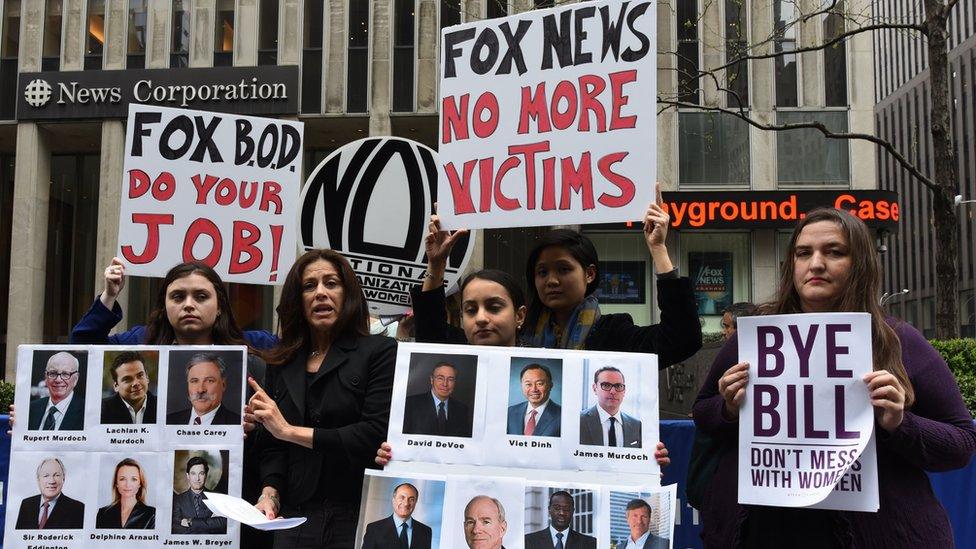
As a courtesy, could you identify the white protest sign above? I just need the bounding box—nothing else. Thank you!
[436,0,657,230]
[118,104,303,284]
[737,314,879,512]
[299,137,476,316]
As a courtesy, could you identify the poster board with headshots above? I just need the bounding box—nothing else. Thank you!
[5,344,246,549]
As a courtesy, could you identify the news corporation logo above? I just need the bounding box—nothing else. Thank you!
[24,79,53,108]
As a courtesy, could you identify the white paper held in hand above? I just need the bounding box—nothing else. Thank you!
[202,492,307,531]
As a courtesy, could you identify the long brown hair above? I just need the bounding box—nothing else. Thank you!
[144,262,248,347]
[110,458,148,505]
[766,207,915,406]
[263,249,369,366]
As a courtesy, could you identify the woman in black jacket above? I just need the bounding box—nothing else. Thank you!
[247,249,395,549]
[95,458,156,529]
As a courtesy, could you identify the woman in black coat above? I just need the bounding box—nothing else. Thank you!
[247,249,396,549]
[95,458,156,529]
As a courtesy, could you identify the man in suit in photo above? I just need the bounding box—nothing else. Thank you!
[28,352,85,431]
[464,495,507,549]
[15,457,85,529]
[524,491,596,549]
[361,482,433,549]
[402,361,473,437]
[506,363,561,437]
[579,366,642,448]
[617,499,668,549]
[166,353,239,425]
[171,455,227,534]
[101,351,157,424]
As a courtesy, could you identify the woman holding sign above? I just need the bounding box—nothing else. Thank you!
[247,249,396,549]
[693,208,976,548]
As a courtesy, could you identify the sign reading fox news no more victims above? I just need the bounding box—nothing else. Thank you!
[436,0,657,230]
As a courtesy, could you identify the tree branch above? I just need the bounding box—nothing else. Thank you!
[656,100,939,192]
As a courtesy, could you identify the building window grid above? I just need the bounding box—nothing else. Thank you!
[214,0,235,67]
[487,0,508,19]
[258,0,279,66]
[773,0,799,107]
[301,0,324,114]
[347,0,370,113]
[725,0,749,108]
[392,0,416,112]
[85,0,105,70]
[42,0,64,71]
[171,0,190,68]
[126,0,147,69]
[823,0,848,107]
[676,0,701,105]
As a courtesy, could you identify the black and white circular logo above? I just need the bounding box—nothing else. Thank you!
[24,79,53,108]
[300,137,476,316]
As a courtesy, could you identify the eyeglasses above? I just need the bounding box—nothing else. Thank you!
[45,371,78,381]
[599,382,626,392]
[433,375,456,383]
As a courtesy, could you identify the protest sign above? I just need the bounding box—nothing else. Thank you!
[386,343,660,475]
[299,137,476,315]
[6,345,246,548]
[118,104,303,284]
[736,314,880,512]
[436,0,657,230]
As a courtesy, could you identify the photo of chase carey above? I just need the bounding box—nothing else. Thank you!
[568,353,659,474]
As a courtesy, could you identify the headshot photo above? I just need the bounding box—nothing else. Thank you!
[27,350,87,431]
[101,350,159,424]
[609,491,672,549]
[14,457,85,530]
[361,482,435,549]
[166,350,243,426]
[449,479,523,549]
[523,489,596,549]
[506,358,563,437]
[402,352,477,438]
[171,450,229,534]
[463,495,510,549]
[579,365,643,448]
[95,456,157,529]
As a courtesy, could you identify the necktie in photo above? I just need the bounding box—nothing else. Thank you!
[399,522,409,549]
[555,532,565,549]
[193,493,202,515]
[437,401,447,434]
[39,501,50,529]
[42,408,58,430]
[194,416,202,425]
[525,409,537,436]
[608,416,618,446]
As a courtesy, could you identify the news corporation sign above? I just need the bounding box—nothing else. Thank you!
[16,65,298,120]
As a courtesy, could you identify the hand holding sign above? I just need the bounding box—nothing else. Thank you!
[100,257,126,310]
[863,370,905,433]
[424,207,469,290]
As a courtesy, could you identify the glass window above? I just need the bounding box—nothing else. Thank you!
[171,0,190,68]
[85,0,105,70]
[677,0,700,105]
[961,289,975,338]
[258,0,279,65]
[776,111,850,185]
[0,156,15,372]
[2,0,21,58]
[823,0,848,106]
[127,0,147,69]
[725,0,748,107]
[302,0,324,113]
[0,0,18,119]
[585,232,655,326]
[393,0,415,112]
[347,0,369,112]
[534,0,555,8]
[773,0,798,107]
[214,0,234,67]
[679,112,750,185]
[679,232,751,336]
[43,0,63,70]
[441,0,460,28]
[44,156,100,343]
[487,0,508,18]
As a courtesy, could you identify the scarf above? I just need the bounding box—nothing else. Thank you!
[523,294,602,350]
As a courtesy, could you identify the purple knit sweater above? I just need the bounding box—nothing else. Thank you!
[693,321,976,548]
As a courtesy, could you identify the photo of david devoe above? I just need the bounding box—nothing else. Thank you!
[27,350,88,431]
[506,357,563,438]
[402,352,477,438]
[165,350,244,426]
[101,350,159,424]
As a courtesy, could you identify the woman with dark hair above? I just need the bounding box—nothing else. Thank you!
[95,458,156,529]
[70,257,276,349]
[246,249,396,548]
[693,208,976,548]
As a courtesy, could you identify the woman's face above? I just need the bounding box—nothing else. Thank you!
[461,279,526,347]
[116,465,141,500]
[792,221,852,313]
[165,273,220,340]
[302,259,345,335]
[533,247,595,317]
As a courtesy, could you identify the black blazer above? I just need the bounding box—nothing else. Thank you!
[166,404,239,426]
[361,515,433,549]
[171,490,227,534]
[402,393,473,437]
[259,334,396,508]
[15,493,85,530]
[28,394,86,430]
[95,501,156,529]
[101,393,157,424]
[525,527,597,549]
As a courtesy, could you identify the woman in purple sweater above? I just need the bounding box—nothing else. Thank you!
[693,208,976,548]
